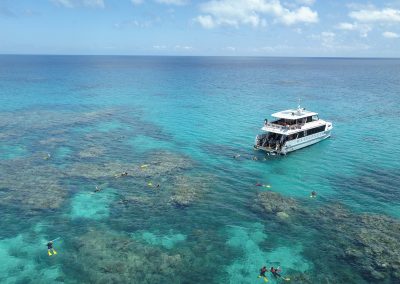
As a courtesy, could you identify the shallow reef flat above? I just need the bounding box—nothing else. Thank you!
[0,157,67,211]
[255,191,400,283]
[63,228,224,284]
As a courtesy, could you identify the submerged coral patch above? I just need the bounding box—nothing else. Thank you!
[256,191,400,282]
[63,230,189,283]
[132,230,187,249]
[0,160,67,211]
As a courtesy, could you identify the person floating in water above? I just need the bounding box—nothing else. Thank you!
[256,183,271,188]
[270,266,282,278]
[47,241,57,256]
[94,185,101,193]
[310,191,317,198]
[115,171,128,178]
[258,266,268,282]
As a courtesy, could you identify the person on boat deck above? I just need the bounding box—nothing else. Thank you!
[264,119,268,126]
[270,266,282,278]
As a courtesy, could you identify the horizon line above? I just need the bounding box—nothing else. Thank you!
[0,53,399,59]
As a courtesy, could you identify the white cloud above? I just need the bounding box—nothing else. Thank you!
[350,8,400,22]
[175,45,193,50]
[194,0,318,29]
[114,19,153,29]
[195,15,215,28]
[224,46,236,51]
[336,22,371,38]
[155,0,187,5]
[153,45,167,49]
[337,22,356,30]
[280,6,318,25]
[383,31,399,38]
[51,0,104,8]
[321,31,335,37]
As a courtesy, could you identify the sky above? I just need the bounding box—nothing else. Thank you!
[0,0,399,57]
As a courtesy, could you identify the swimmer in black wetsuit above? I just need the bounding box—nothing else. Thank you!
[47,241,57,256]
[258,266,268,282]
[270,266,282,278]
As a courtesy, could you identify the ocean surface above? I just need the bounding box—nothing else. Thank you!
[0,55,399,284]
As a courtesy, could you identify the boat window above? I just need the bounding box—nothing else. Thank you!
[306,125,326,136]
[306,116,312,123]
[312,115,319,121]
[297,131,305,138]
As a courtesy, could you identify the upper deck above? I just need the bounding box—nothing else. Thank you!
[261,119,327,135]
[272,108,318,120]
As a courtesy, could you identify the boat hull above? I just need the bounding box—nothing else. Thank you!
[254,130,331,155]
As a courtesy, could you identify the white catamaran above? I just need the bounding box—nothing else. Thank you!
[254,105,332,155]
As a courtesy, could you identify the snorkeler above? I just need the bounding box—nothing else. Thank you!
[270,266,282,278]
[94,185,101,193]
[310,191,317,198]
[258,266,268,282]
[115,171,128,178]
[233,154,241,159]
[47,241,57,256]
[256,183,271,188]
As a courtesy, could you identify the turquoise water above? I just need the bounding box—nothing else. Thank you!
[0,56,399,283]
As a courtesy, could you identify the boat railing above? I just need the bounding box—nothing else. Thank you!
[263,122,304,131]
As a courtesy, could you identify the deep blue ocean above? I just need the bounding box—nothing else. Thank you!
[0,56,399,283]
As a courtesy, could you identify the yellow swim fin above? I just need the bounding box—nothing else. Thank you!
[48,250,52,256]
[263,276,268,282]
[52,249,57,255]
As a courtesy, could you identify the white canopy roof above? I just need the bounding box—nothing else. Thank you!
[271,108,318,120]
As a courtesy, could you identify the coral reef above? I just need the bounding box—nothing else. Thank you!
[0,158,67,211]
[169,175,212,207]
[317,205,400,281]
[256,191,301,217]
[256,192,400,282]
[65,230,189,284]
[78,146,106,158]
